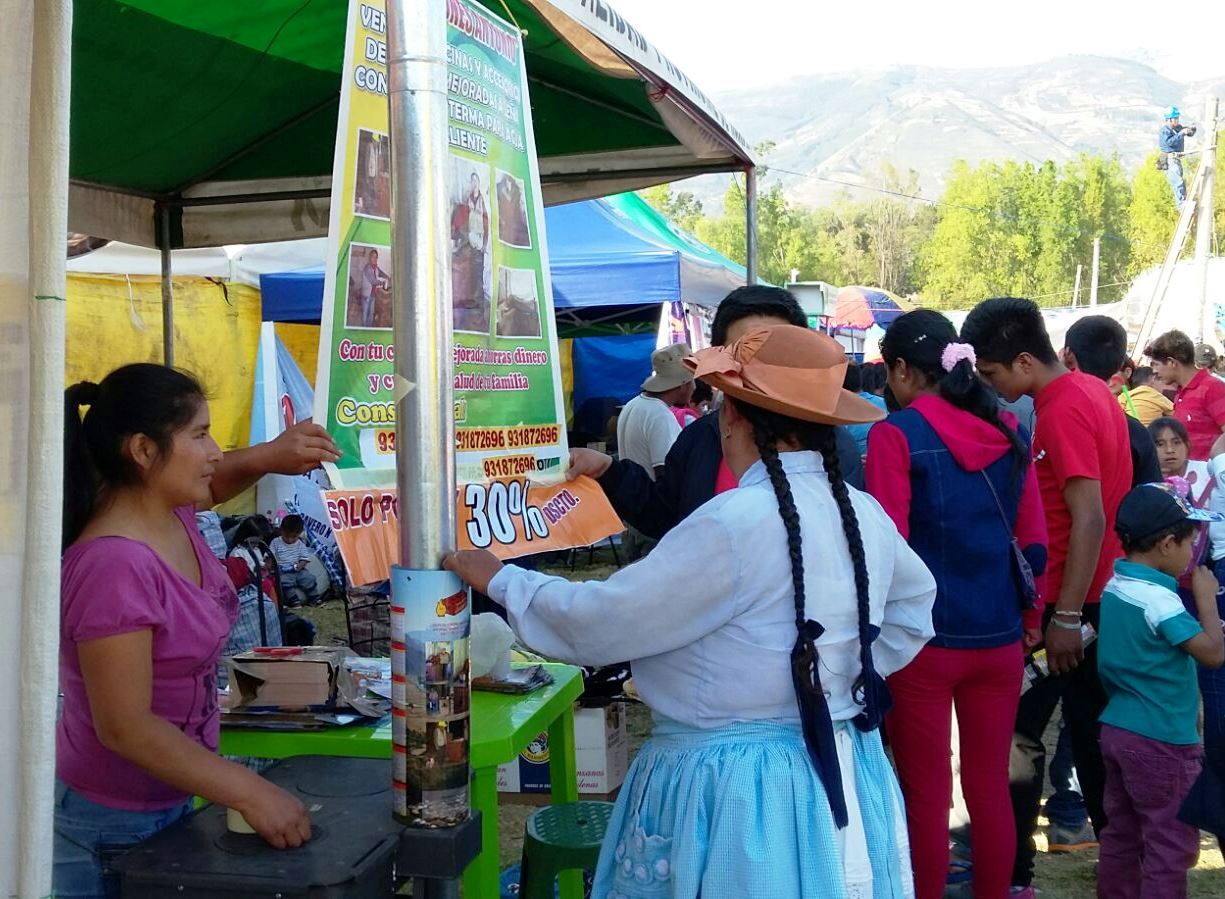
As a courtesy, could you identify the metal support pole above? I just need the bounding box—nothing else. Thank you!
[1073,263,1082,307]
[1196,96,1218,344]
[388,0,453,571]
[158,204,174,365]
[745,166,758,285]
[1089,237,1100,307]
[387,0,466,827]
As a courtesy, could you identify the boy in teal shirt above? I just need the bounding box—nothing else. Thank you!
[1098,482,1225,898]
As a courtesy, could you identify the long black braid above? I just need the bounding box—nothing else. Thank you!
[815,427,888,729]
[734,398,886,826]
[747,417,807,636]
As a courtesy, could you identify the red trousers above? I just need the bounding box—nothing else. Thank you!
[887,641,1023,899]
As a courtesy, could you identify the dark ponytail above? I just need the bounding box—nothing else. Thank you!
[64,364,206,549]
[881,309,1028,482]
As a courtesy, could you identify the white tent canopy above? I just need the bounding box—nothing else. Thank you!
[66,238,330,289]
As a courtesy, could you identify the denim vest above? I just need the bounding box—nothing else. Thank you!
[890,408,1026,648]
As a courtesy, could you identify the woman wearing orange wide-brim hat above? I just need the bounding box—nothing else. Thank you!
[447,325,937,898]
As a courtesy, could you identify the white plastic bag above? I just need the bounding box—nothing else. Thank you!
[471,613,514,679]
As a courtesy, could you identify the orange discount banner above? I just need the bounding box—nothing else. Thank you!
[324,476,622,586]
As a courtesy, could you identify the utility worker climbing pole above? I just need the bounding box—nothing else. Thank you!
[1158,105,1197,210]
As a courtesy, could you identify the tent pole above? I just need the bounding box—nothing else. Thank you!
[158,204,174,365]
[744,166,758,285]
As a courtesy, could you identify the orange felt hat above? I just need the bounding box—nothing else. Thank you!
[685,325,886,426]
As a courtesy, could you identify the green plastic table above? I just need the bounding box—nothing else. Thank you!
[219,663,586,898]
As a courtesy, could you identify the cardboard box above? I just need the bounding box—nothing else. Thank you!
[497,702,628,799]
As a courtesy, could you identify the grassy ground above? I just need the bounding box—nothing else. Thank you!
[297,550,1225,897]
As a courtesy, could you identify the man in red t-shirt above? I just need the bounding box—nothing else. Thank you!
[962,297,1132,894]
[1146,329,1225,460]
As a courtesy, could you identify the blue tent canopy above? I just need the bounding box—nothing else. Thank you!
[259,265,327,323]
[259,193,748,322]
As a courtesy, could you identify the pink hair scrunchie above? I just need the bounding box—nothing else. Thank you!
[941,342,977,373]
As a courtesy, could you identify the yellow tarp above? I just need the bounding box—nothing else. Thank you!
[274,323,321,390]
[66,274,261,451]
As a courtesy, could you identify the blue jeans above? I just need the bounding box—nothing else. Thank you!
[1166,156,1186,208]
[53,779,192,898]
[1044,715,1088,828]
[279,568,319,604]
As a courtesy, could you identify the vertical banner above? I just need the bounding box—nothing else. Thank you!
[317,0,620,572]
[313,0,397,489]
[250,324,345,588]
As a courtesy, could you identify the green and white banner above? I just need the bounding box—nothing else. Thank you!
[315,0,568,490]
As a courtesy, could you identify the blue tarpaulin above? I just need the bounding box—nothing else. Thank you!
[259,265,326,323]
[570,332,658,437]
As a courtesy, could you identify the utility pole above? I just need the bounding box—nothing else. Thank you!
[1073,263,1082,307]
[1196,96,1218,344]
[1089,237,1101,306]
[745,166,758,285]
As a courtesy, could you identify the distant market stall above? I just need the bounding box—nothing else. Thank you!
[824,285,914,361]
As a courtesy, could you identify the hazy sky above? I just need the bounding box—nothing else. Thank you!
[606,0,1225,92]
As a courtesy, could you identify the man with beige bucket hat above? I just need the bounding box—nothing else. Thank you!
[616,343,696,557]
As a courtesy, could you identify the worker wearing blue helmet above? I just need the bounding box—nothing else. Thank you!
[1158,106,1197,210]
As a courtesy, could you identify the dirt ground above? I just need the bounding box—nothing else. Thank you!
[299,549,1225,897]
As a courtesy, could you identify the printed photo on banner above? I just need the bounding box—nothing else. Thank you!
[495,266,542,339]
[495,169,531,248]
[345,243,392,330]
[405,635,470,812]
[353,128,391,220]
[448,155,492,335]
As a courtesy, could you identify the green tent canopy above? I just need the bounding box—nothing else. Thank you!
[68,0,753,248]
[603,191,754,282]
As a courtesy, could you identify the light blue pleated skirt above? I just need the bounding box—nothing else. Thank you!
[592,717,914,899]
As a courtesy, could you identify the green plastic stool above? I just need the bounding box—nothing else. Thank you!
[519,800,615,899]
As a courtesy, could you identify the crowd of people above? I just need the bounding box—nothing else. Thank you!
[55,286,1225,898]
[451,288,1225,898]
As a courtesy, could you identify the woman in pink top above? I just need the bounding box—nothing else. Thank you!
[56,364,340,898]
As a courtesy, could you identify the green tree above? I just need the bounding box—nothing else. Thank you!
[694,179,836,286]
[639,183,704,233]
[918,155,1131,309]
[861,165,933,295]
[1127,152,1177,276]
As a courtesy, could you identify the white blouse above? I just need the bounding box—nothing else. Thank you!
[487,451,937,729]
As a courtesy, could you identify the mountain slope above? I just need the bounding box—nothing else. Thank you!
[703,55,1224,208]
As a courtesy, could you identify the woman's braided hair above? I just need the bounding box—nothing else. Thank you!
[733,398,883,726]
